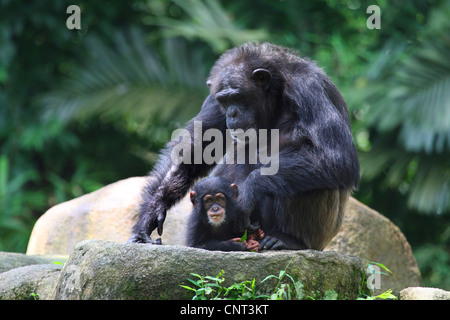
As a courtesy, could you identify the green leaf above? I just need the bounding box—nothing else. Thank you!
[237,230,247,242]
[179,285,197,292]
[204,276,224,282]
[368,261,392,274]
[260,275,278,283]
[187,278,202,288]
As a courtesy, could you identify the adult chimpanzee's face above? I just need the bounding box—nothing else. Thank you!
[208,65,272,133]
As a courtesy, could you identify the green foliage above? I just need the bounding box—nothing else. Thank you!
[358,26,450,214]
[0,0,151,252]
[259,257,303,300]
[414,239,450,289]
[144,0,268,53]
[181,258,302,300]
[0,156,41,251]
[358,289,397,301]
[39,30,208,126]
[358,261,397,300]
[30,293,40,301]
[181,269,303,301]
[180,258,310,300]
[180,270,264,300]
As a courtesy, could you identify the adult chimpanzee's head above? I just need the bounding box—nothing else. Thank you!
[190,177,239,227]
[206,42,351,139]
[207,42,291,135]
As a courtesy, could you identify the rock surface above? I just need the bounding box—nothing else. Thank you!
[0,264,62,300]
[325,198,422,294]
[0,251,66,273]
[398,287,450,300]
[53,240,366,300]
[27,176,422,294]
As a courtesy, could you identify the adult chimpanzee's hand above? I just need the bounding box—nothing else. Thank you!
[259,235,287,250]
[127,203,166,244]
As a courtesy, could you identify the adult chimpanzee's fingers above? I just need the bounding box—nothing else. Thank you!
[157,225,163,236]
[157,212,166,236]
[259,235,275,249]
[126,234,140,244]
[265,237,279,249]
[271,240,287,250]
[126,232,153,244]
[259,235,287,250]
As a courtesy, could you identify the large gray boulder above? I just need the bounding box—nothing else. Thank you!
[27,177,190,255]
[325,197,422,294]
[27,177,147,255]
[53,240,366,300]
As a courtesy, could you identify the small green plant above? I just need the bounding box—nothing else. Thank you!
[180,269,264,300]
[260,257,303,300]
[357,261,397,300]
[30,293,40,300]
[358,289,397,300]
[180,258,302,300]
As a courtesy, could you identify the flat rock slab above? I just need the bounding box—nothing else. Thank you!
[53,240,366,300]
[398,287,450,300]
[0,264,62,300]
[0,252,66,273]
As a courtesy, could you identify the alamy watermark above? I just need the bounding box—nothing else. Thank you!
[170,121,280,176]
[66,4,380,31]
[366,5,381,29]
[366,264,382,291]
[66,5,81,30]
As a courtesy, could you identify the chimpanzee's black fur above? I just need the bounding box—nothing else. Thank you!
[128,42,359,250]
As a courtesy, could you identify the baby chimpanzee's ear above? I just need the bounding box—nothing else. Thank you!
[190,191,197,207]
[230,184,239,200]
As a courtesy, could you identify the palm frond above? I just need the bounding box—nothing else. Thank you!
[145,0,268,53]
[368,34,450,154]
[360,141,450,214]
[38,28,208,125]
[408,159,449,214]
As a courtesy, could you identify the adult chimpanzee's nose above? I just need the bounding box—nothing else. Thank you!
[211,205,220,212]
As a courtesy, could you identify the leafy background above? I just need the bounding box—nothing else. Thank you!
[0,0,448,289]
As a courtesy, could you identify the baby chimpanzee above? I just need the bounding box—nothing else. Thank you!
[186,177,264,251]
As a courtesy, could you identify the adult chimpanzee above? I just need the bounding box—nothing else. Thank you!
[128,42,359,250]
[186,176,263,251]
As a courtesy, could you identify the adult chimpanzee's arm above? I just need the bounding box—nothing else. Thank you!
[128,96,226,244]
[238,116,359,215]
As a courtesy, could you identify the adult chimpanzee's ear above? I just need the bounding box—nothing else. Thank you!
[190,191,197,207]
[251,68,271,89]
[230,184,239,200]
